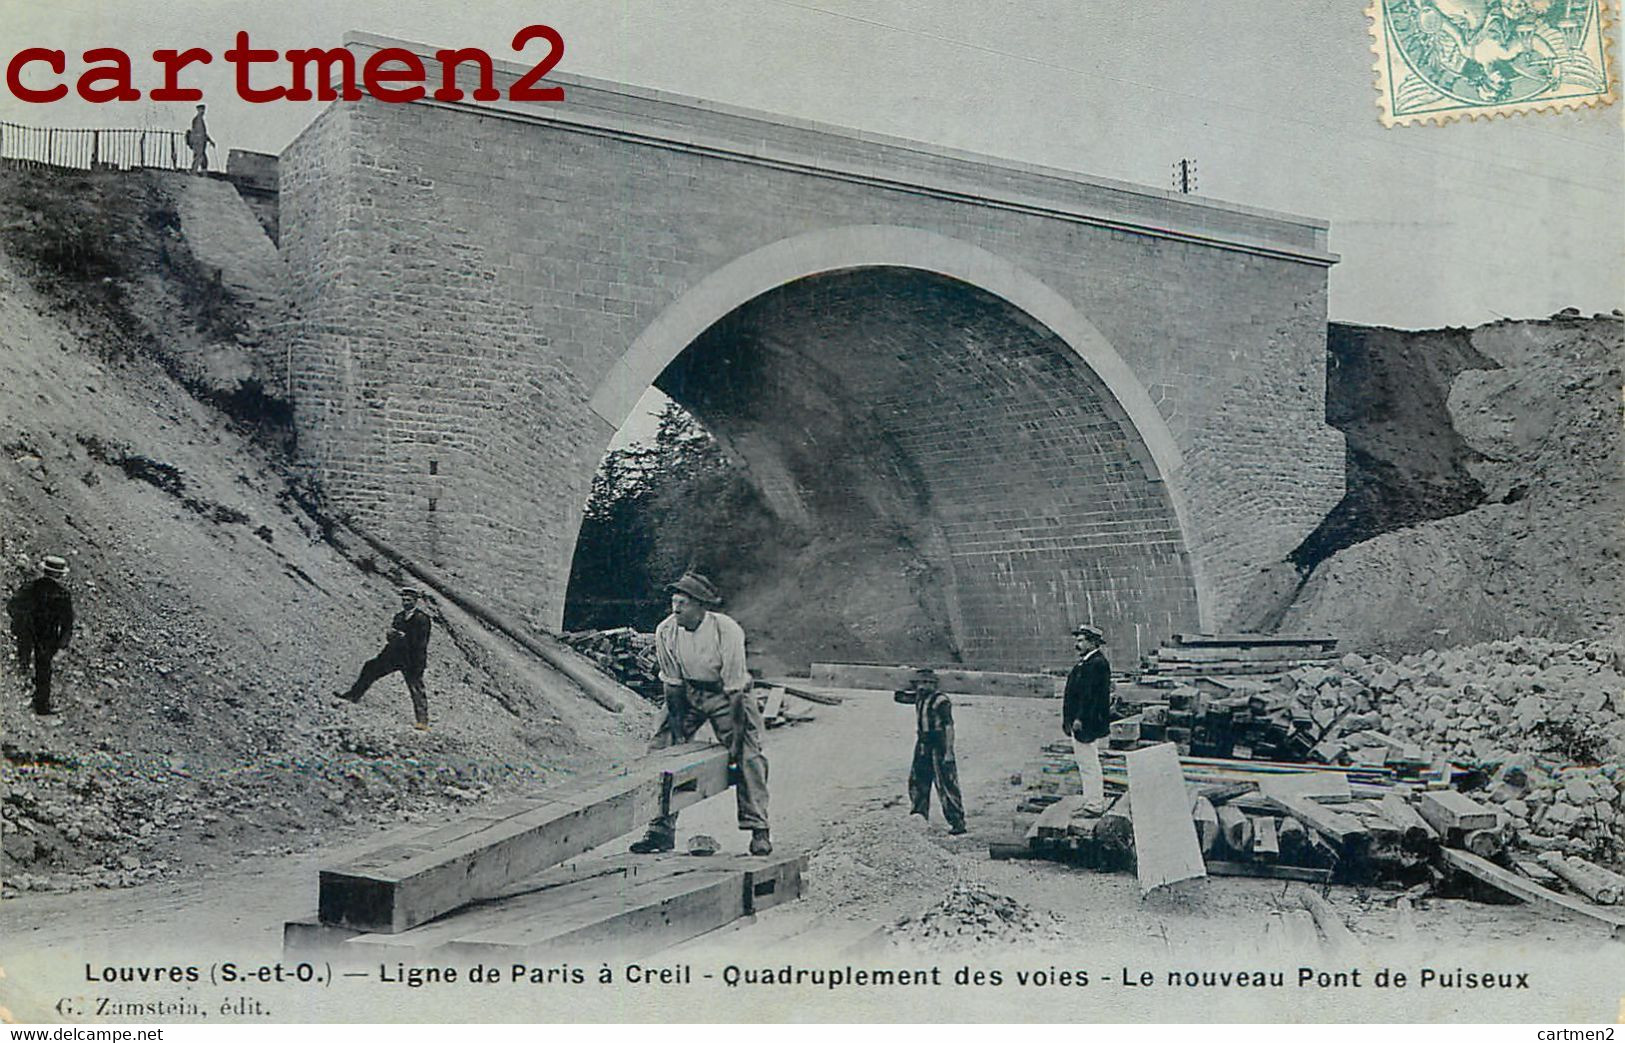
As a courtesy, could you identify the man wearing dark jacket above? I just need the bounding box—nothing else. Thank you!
[1062,623,1111,812]
[337,586,433,729]
[895,667,967,835]
[7,556,75,715]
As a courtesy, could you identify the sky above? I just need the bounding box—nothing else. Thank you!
[3,1,1620,335]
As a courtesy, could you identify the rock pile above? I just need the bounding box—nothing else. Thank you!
[885,883,1066,949]
[1281,636,1623,865]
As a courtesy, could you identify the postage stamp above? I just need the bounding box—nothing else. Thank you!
[1369,0,1618,125]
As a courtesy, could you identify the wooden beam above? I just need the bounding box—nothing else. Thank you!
[808,662,1057,698]
[1171,634,1339,649]
[1442,849,1625,935]
[1538,853,1621,905]
[1513,858,1563,889]
[1258,771,1352,804]
[1252,815,1280,863]
[1217,804,1253,855]
[1126,743,1207,894]
[1205,861,1331,883]
[1267,794,1371,860]
[318,743,732,933]
[1033,795,1087,839]
[760,681,845,706]
[443,870,747,959]
[1416,790,1496,832]
[1378,794,1438,847]
[1296,888,1356,949]
[1191,796,1219,855]
[1276,816,1308,864]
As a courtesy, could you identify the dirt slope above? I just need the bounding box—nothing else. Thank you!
[1279,314,1624,652]
[0,167,655,895]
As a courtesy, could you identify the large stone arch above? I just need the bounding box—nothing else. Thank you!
[575,226,1209,666]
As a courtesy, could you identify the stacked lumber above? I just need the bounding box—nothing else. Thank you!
[561,627,662,702]
[1002,741,1485,888]
[1139,634,1338,679]
[285,742,810,957]
[289,850,808,960]
[1002,740,1625,930]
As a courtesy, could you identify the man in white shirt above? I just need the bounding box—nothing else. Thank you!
[629,571,772,856]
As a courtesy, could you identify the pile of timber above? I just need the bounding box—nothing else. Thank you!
[1140,633,1339,679]
[995,740,1625,930]
[285,743,808,959]
[561,627,662,702]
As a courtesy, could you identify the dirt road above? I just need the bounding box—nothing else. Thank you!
[3,685,1620,1021]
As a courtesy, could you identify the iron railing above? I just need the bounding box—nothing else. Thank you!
[0,121,189,172]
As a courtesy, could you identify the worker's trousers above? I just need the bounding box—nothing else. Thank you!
[647,683,769,836]
[1073,737,1105,807]
[908,734,965,829]
[345,650,429,725]
[16,633,60,714]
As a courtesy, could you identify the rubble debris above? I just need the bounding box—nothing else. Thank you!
[885,883,1066,949]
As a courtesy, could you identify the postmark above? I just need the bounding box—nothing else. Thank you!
[1369,0,1617,125]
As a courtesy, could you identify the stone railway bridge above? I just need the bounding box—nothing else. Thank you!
[280,33,1343,672]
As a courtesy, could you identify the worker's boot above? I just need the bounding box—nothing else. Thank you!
[629,831,675,854]
[948,821,968,836]
[748,828,772,856]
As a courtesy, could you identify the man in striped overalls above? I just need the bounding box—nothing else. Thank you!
[895,667,967,835]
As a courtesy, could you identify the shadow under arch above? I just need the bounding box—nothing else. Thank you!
[586,224,1207,630]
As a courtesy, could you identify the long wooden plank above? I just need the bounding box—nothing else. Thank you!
[1033,795,1087,839]
[444,870,748,959]
[318,743,732,933]
[1152,645,1337,664]
[1173,634,1339,648]
[762,681,845,706]
[1125,743,1207,894]
[1266,794,1371,858]
[1205,861,1331,884]
[808,662,1057,698]
[759,686,786,723]
[1258,771,1352,804]
[1442,849,1625,934]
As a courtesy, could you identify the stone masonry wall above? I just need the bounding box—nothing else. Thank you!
[281,89,1340,667]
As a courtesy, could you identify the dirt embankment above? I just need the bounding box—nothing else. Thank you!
[1244,314,1623,654]
[0,167,653,896]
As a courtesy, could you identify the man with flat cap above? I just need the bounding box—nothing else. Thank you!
[337,586,433,730]
[894,667,967,835]
[630,571,772,856]
[1063,623,1111,812]
[7,555,75,715]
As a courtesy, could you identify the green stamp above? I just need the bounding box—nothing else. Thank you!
[1369,0,1617,124]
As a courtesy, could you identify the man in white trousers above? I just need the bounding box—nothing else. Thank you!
[1063,623,1111,813]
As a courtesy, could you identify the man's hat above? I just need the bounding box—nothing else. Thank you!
[1073,623,1104,641]
[909,666,939,685]
[399,585,423,599]
[665,571,721,606]
[39,556,68,579]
